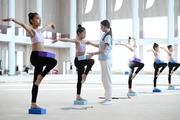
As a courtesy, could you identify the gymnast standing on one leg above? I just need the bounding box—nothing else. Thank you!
[147,43,167,90]
[160,45,180,87]
[116,37,144,93]
[52,24,94,100]
[2,12,57,109]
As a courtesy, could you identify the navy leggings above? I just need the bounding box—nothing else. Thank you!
[74,57,94,94]
[128,60,144,89]
[153,62,167,87]
[30,51,57,102]
[168,62,180,84]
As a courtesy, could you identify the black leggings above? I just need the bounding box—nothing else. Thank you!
[168,62,180,84]
[128,60,144,89]
[153,62,167,87]
[30,51,57,102]
[74,57,94,94]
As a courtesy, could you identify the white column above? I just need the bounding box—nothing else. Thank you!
[132,0,139,57]
[99,0,106,36]
[36,0,42,17]
[167,0,174,45]
[132,0,139,40]
[8,0,15,75]
[36,0,42,27]
[70,0,76,74]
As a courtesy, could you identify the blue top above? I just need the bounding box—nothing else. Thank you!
[98,34,112,61]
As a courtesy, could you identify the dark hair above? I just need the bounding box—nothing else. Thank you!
[76,24,86,35]
[167,45,172,50]
[28,12,38,25]
[101,20,112,39]
[128,37,136,45]
[153,43,159,50]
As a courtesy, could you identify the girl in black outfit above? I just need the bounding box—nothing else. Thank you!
[3,13,57,109]
[52,24,94,100]
[147,43,167,90]
[116,37,144,93]
[160,45,180,87]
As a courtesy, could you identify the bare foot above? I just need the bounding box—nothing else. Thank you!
[131,73,136,80]
[76,95,86,100]
[31,103,42,109]
[35,74,43,85]
[81,74,87,83]
[156,71,160,77]
[170,70,174,75]
[128,89,135,93]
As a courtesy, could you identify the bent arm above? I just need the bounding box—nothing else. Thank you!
[160,47,171,55]
[2,18,33,37]
[93,43,108,55]
[120,44,134,52]
[40,23,55,33]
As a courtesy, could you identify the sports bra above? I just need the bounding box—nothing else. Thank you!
[76,40,86,52]
[31,29,44,44]
[155,52,160,60]
[169,52,174,59]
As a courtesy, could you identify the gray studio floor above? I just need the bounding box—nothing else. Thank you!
[0,74,180,120]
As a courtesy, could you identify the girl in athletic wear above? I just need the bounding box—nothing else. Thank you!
[52,24,94,100]
[2,12,57,109]
[116,37,144,93]
[160,45,180,87]
[87,20,113,105]
[147,43,167,90]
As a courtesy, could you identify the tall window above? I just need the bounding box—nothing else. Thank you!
[82,21,100,41]
[111,19,132,40]
[143,17,167,39]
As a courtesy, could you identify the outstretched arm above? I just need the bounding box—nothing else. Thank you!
[86,41,99,48]
[147,49,157,56]
[119,43,134,52]
[160,47,171,55]
[2,18,34,37]
[87,43,108,59]
[52,38,77,44]
[40,23,55,33]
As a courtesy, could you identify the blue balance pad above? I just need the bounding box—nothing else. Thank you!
[77,55,88,61]
[167,86,176,90]
[152,89,162,93]
[127,92,137,96]
[28,108,46,114]
[74,100,88,105]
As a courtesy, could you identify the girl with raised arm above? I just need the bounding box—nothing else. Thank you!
[116,37,144,94]
[147,43,167,90]
[87,20,113,105]
[2,12,57,109]
[160,45,180,87]
[52,24,94,100]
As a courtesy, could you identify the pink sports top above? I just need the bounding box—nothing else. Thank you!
[169,52,174,59]
[31,29,44,44]
[155,52,160,60]
[76,40,86,52]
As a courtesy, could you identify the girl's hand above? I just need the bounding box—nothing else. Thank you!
[115,43,119,46]
[52,39,59,44]
[146,50,150,52]
[2,18,13,22]
[86,41,91,45]
[87,53,94,59]
[51,24,55,29]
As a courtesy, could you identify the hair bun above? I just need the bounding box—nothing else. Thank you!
[28,12,33,17]
[78,24,82,28]
[128,37,131,40]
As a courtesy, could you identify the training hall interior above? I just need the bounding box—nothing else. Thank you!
[0,0,180,120]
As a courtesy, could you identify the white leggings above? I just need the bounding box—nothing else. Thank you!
[100,59,112,100]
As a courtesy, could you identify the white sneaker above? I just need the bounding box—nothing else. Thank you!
[102,100,112,105]
[98,99,107,104]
